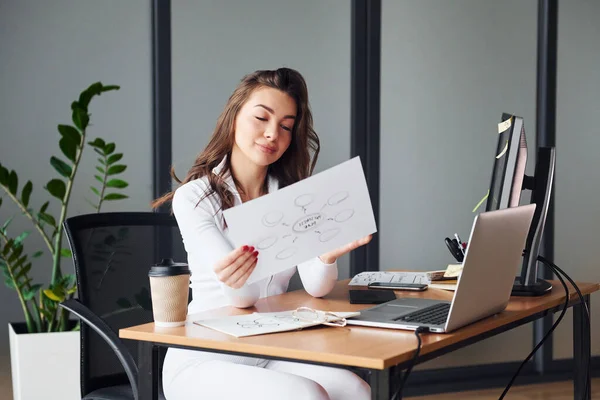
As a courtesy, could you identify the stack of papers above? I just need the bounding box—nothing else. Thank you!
[348,271,431,286]
[194,310,360,338]
[349,264,463,290]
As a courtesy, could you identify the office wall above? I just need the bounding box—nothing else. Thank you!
[553,0,600,359]
[170,0,352,284]
[380,0,538,367]
[0,0,152,383]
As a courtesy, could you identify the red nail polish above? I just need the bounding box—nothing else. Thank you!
[249,246,255,252]
[242,245,249,251]
[253,251,259,256]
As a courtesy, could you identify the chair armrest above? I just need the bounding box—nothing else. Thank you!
[60,299,139,400]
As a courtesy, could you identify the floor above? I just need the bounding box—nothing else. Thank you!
[1,372,12,399]
[0,373,597,399]
[407,377,599,399]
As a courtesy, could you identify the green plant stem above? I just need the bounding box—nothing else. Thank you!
[51,129,86,285]
[0,189,53,254]
[96,154,108,212]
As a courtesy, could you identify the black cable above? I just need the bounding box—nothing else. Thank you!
[391,327,427,400]
[498,258,569,399]
[499,254,591,400]
[537,255,591,400]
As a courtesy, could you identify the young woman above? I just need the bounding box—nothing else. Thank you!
[152,68,372,400]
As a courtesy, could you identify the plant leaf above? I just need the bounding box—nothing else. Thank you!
[8,171,18,195]
[2,215,14,232]
[46,179,66,201]
[23,284,42,301]
[79,83,102,110]
[98,158,106,165]
[90,186,100,196]
[72,107,89,131]
[15,263,31,280]
[59,137,77,162]
[103,193,128,201]
[0,165,8,186]
[62,274,76,288]
[85,198,97,209]
[107,153,123,165]
[106,179,128,189]
[94,175,104,183]
[43,289,64,302]
[5,278,16,289]
[57,125,81,145]
[39,212,56,227]
[20,181,33,207]
[101,85,120,92]
[88,138,106,148]
[95,166,105,174]
[61,248,72,257]
[14,231,29,246]
[39,201,49,214]
[104,143,115,155]
[32,251,43,258]
[50,157,72,178]
[107,165,127,175]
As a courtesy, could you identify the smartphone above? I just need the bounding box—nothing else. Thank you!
[367,282,428,291]
[349,289,396,304]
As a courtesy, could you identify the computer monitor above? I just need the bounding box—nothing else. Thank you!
[486,113,556,296]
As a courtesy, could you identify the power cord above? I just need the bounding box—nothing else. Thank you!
[498,254,591,400]
[390,326,427,400]
[537,255,591,400]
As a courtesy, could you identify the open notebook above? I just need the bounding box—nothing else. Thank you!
[194,309,360,338]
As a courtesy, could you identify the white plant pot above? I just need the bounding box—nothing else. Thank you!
[8,322,80,400]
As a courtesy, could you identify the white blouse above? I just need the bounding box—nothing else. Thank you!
[172,156,339,315]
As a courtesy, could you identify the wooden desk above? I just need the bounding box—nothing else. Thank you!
[120,280,599,400]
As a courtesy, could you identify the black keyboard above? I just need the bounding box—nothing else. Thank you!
[393,303,451,325]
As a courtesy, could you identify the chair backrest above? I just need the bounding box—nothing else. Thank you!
[63,212,186,397]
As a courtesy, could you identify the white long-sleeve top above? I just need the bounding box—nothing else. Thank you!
[172,156,339,315]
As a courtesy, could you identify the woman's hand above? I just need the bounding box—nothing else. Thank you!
[318,234,373,264]
[214,245,259,289]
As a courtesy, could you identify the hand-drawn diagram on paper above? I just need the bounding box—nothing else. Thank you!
[223,157,377,284]
[256,190,355,261]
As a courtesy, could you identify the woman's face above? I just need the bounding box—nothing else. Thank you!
[232,87,296,167]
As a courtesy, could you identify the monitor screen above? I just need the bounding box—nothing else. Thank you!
[486,114,527,211]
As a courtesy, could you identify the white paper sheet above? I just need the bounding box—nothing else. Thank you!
[194,310,360,338]
[223,157,377,284]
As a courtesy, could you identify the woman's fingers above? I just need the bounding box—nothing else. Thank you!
[215,246,255,283]
[226,250,258,287]
[214,245,249,273]
[229,256,258,289]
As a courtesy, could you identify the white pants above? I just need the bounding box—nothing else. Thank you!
[162,348,371,400]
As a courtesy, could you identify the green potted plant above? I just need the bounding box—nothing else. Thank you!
[0,82,129,400]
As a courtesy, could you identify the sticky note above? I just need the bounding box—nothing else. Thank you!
[444,263,463,278]
[498,117,512,133]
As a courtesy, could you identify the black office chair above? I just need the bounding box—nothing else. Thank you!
[60,212,186,400]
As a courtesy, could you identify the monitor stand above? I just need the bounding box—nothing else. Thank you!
[512,277,552,296]
[512,147,556,297]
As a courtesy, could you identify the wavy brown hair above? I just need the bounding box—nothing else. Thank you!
[151,68,320,212]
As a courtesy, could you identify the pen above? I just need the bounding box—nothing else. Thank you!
[454,233,465,256]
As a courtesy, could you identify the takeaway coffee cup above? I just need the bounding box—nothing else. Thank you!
[148,258,191,327]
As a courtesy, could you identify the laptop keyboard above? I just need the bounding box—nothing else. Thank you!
[393,303,451,326]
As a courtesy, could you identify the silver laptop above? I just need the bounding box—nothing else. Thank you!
[346,204,536,333]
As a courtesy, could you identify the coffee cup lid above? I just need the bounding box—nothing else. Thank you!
[148,258,191,277]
